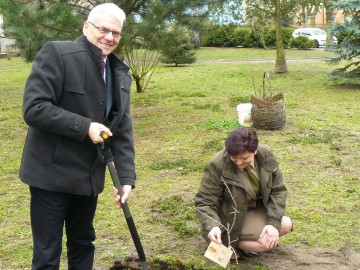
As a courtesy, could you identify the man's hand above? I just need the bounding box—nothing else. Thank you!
[88,122,112,144]
[113,185,132,208]
[259,224,279,249]
[208,226,222,244]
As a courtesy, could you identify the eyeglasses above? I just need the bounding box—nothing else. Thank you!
[88,21,121,39]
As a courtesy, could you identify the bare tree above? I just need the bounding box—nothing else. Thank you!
[124,47,161,93]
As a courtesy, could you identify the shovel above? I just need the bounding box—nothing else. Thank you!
[100,132,148,270]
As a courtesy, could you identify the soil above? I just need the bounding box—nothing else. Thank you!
[237,244,360,270]
[106,243,360,270]
[103,198,359,270]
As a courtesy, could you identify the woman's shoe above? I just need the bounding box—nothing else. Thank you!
[240,250,259,257]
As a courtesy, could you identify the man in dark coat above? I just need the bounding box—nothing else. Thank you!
[19,3,135,269]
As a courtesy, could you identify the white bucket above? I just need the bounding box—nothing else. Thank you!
[236,103,253,127]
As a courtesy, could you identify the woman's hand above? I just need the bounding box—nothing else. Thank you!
[208,226,222,244]
[259,224,279,249]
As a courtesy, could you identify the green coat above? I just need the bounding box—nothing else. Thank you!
[194,145,287,247]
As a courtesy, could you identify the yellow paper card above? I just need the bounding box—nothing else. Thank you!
[204,241,233,268]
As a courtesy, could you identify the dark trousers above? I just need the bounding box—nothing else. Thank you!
[30,186,98,270]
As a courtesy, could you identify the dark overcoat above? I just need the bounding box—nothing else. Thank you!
[20,36,136,196]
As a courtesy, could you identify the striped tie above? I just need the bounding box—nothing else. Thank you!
[101,60,106,81]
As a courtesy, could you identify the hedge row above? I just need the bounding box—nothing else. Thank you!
[204,25,295,48]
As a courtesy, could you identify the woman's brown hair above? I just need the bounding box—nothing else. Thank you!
[225,127,258,156]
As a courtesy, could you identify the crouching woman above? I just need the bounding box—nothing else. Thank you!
[194,127,292,259]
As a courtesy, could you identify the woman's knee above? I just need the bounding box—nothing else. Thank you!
[280,216,293,236]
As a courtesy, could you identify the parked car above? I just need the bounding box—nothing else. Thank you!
[292,28,337,48]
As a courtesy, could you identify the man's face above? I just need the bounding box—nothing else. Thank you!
[230,150,257,170]
[83,15,122,59]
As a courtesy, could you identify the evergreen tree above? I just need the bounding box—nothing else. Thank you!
[328,0,360,80]
[0,0,84,61]
[160,25,196,66]
[0,0,243,61]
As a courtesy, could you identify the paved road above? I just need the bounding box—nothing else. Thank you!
[196,57,330,65]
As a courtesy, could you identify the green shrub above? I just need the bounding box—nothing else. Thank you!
[243,30,261,48]
[290,36,315,49]
[230,27,252,47]
[264,27,296,48]
[206,24,262,48]
[205,24,238,47]
[282,27,295,48]
[206,28,230,47]
[264,28,277,48]
[207,25,295,48]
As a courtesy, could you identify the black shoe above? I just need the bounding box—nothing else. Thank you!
[240,250,259,257]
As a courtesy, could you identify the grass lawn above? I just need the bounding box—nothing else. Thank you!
[0,47,359,270]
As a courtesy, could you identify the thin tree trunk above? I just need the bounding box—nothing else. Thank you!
[274,0,287,74]
[134,76,143,93]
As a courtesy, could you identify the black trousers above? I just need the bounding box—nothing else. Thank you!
[30,186,98,270]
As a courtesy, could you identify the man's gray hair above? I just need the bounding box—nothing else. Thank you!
[87,3,126,25]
